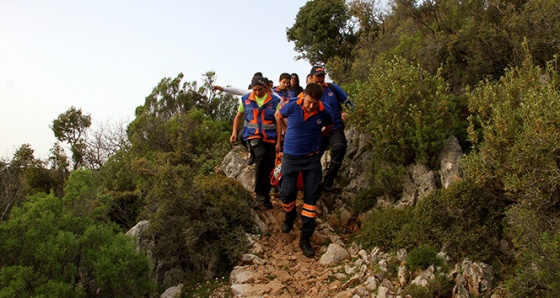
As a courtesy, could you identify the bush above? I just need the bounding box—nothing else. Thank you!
[504,205,560,297]
[406,244,445,272]
[146,168,255,282]
[358,179,506,265]
[464,55,560,294]
[351,186,381,214]
[0,193,153,297]
[398,180,505,263]
[358,206,413,251]
[402,274,454,298]
[350,57,462,167]
[464,55,560,208]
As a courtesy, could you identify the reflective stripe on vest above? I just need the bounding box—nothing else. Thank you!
[241,92,280,142]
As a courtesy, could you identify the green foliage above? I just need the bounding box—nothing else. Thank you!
[400,180,504,263]
[47,142,70,197]
[336,0,560,93]
[463,57,560,294]
[351,186,381,214]
[51,106,92,170]
[0,144,66,222]
[464,55,560,208]
[359,180,505,264]
[167,108,231,174]
[402,274,454,298]
[96,150,143,229]
[128,72,234,153]
[146,169,254,281]
[0,193,153,297]
[349,57,463,198]
[505,0,560,69]
[179,274,228,298]
[406,244,445,272]
[358,206,413,251]
[94,71,234,229]
[11,144,54,196]
[504,206,560,297]
[63,169,107,220]
[351,57,459,166]
[287,0,358,79]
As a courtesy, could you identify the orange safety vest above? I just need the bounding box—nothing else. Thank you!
[241,91,280,143]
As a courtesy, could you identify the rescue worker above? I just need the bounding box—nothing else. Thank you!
[272,73,295,104]
[309,66,353,192]
[231,75,282,209]
[274,83,334,257]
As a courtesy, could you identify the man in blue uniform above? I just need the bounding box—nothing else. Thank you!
[275,83,333,257]
[231,76,282,209]
[309,66,353,192]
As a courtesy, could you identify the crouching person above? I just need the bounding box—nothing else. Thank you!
[274,83,333,257]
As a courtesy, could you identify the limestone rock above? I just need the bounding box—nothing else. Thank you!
[230,281,284,297]
[160,284,182,298]
[320,243,351,265]
[462,259,494,296]
[400,163,436,206]
[229,266,264,284]
[438,136,464,189]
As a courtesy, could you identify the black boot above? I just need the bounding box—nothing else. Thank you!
[281,219,294,233]
[256,193,273,210]
[246,149,255,165]
[299,237,315,257]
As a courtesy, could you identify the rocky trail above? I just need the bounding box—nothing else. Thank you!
[206,193,385,298]
[192,189,499,298]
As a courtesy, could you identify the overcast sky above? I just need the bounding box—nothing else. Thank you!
[0,0,314,159]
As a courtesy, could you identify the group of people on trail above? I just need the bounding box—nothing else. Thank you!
[213,66,353,258]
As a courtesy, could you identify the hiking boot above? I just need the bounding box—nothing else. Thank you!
[299,238,315,258]
[323,183,341,194]
[281,220,294,233]
[246,151,255,165]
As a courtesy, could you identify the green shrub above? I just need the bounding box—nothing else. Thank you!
[464,55,560,294]
[351,159,406,210]
[402,274,454,298]
[146,168,254,282]
[351,186,381,214]
[464,55,560,209]
[503,205,560,297]
[398,180,505,263]
[350,57,461,167]
[358,206,413,251]
[359,179,505,264]
[406,244,445,272]
[0,193,153,297]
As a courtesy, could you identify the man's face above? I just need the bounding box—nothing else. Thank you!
[279,78,290,91]
[252,85,267,97]
[303,95,320,113]
[312,73,325,85]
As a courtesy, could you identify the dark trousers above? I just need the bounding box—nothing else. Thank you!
[252,140,276,198]
[279,154,322,239]
[320,127,347,186]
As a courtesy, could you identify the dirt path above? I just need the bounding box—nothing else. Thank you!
[212,195,357,298]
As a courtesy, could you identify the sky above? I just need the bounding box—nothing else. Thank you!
[0,0,314,160]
